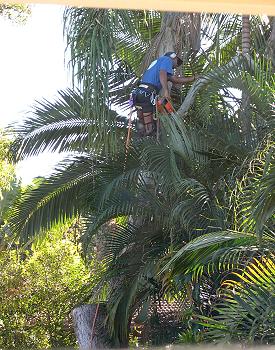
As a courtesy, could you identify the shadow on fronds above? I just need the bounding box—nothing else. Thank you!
[198,256,275,344]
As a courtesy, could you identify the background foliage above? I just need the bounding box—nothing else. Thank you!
[0,223,94,348]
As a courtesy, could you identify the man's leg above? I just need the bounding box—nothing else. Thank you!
[134,89,157,137]
[142,112,156,136]
[136,109,156,137]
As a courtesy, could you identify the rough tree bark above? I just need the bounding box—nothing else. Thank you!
[72,303,109,350]
[141,12,201,74]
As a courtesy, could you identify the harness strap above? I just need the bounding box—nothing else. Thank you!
[138,83,158,92]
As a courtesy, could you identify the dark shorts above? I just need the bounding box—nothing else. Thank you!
[132,85,157,113]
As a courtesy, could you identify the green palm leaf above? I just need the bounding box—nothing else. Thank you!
[10,88,128,160]
[8,156,99,241]
[200,257,275,344]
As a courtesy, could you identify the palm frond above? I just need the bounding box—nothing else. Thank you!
[200,256,275,344]
[234,142,275,241]
[160,230,258,276]
[64,8,138,150]
[8,156,98,241]
[10,89,128,160]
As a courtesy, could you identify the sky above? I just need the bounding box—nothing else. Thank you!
[0,4,70,184]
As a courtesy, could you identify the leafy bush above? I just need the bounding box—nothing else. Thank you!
[0,224,91,348]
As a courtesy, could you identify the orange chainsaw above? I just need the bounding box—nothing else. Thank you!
[156,97,174,114]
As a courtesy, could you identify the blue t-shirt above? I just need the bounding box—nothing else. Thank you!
[141,56,173,92]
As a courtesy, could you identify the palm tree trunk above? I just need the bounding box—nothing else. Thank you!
[141,12,201,74]
[72,223,112,349]
[72,304,109,350]
[267,17,275,70]
[242,15,251,55]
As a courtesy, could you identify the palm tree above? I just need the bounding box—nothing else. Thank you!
[8,9,275,346]
[197,256,275,344]
[160,140,275,344]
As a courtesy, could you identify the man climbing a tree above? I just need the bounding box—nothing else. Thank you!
[131,52,197,136]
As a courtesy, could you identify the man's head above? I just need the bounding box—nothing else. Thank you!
[164,52,183,68]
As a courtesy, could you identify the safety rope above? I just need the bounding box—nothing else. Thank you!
[125,107,134,150]
[154,96,160,141]
[124,107,135,172]
[90,303,100,343]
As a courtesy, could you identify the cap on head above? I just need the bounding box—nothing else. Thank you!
[164,52,183,67]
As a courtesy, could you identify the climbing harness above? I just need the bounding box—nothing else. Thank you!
[126,84,175,148]
[131,83,158,137]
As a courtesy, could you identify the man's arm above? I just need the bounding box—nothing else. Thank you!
[159,69,170,99]
[168,75,197,84]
